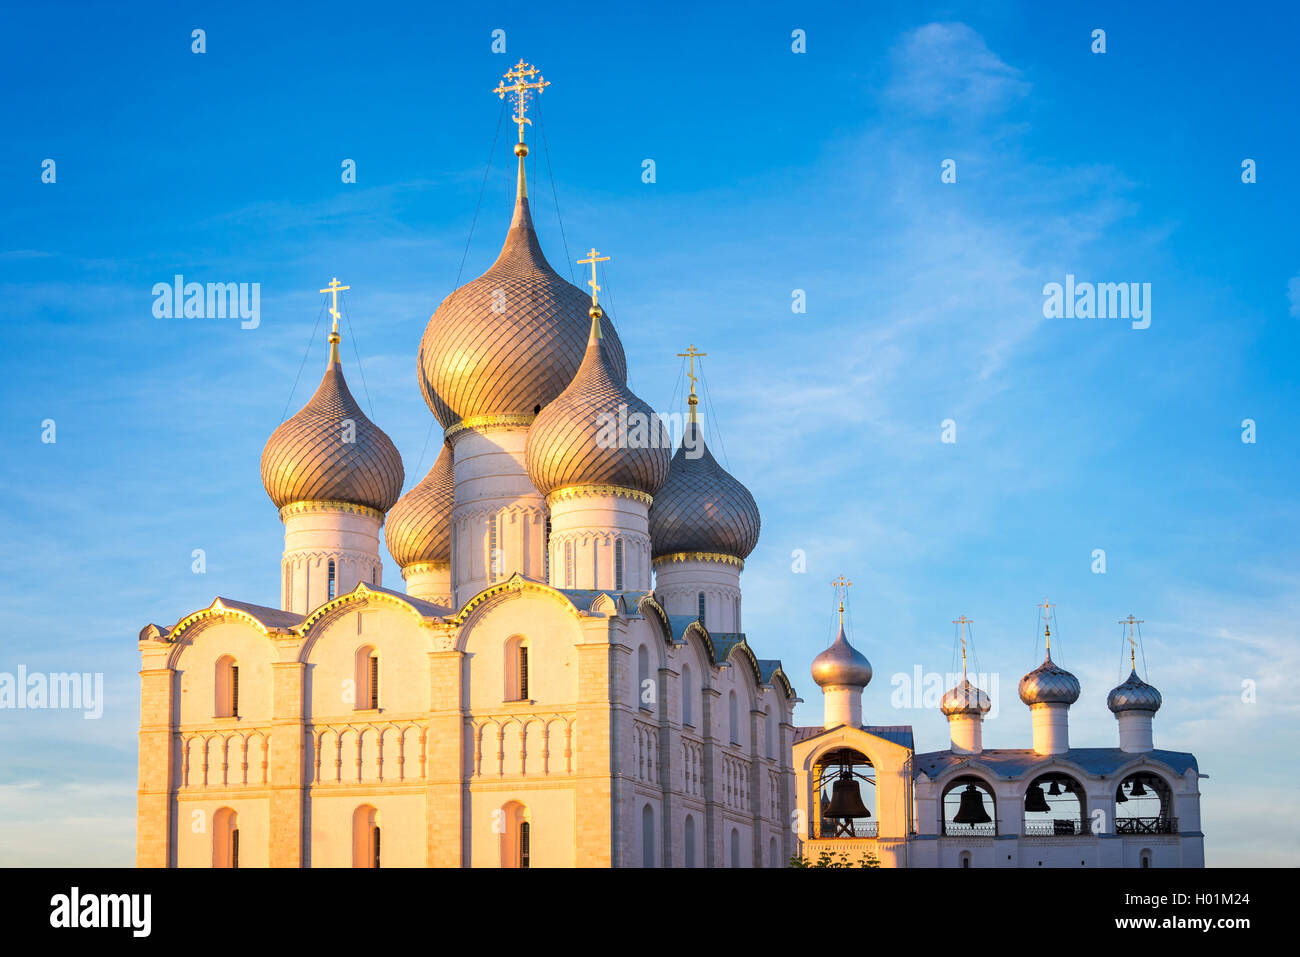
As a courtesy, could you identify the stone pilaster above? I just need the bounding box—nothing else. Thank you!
[136,645,175,868]
[426,644,465,867]
[268,642,306,867]
[574,625,616,867]
[700,686,721,867]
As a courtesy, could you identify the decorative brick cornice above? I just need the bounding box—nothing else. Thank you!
[445,413,535,441]
[546,484,653,507]
[278,500,385,522]
[651,550,744,570]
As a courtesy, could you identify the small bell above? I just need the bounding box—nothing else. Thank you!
[1129,777,1148,797]
[1048,779,1062,796]
[952,784,992,826]
[1025,783,1050,813]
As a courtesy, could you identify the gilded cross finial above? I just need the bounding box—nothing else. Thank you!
[831,576,852,627]
[493,59,550,142]
[577,247,610,308]
[1038,597,1055,651]
[319,277,350,363]
[676,344,708,422]
[1120,615,1144,670]
[953,615,974,676]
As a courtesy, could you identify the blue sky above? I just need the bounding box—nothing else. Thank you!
[1,1,1296,866]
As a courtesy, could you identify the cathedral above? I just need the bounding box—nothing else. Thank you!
[136,62,796,868]
[135,62,1204,869]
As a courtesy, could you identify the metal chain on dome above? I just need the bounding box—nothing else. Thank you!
[536,95,576,286]
[279,297,329,423]
[695,356,733,471]
[412,99,508,486]
[340,293,375,419]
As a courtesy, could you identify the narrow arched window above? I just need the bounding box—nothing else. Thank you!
[544,513,551,580]
[352,805,380,867]
[769,837,778,868]
[372,567,378,585]
[488,512,499,582]
[697,592,706,624]
[615,539,624,591]
[684,815,696,868]
[730,828,740,868]
[506,636,530,701]
[355,646,379,710]
[637,645,651,711]
[213,808,239,868]
[564,541,574,588]
[734,596,741,630]
[520,821,531,868]
[215,656,239,718]
[501,802,530,868]
[961,852,971,868]
[328,559,336,599]
[729,690,739,745]
[642,804,655,867]
[372,826,381,868]
[681,663,694,727]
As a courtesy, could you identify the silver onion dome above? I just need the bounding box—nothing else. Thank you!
[1107,669,1163,714]
[261,348,404,513]
[811,624,873,689]
[525,310,670,498]
[1018,652,1082,706]
[384,443,454,568]
[941,677,993,716]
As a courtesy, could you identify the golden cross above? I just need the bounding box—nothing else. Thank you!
[831,576,852,622]
[677,344,707,397]
[492,60,550,139]
[1038,597,1055,650]
[953,615,974,675]
[1120,615,1144,668]
[319,277,350,327]
[577,247,610,307]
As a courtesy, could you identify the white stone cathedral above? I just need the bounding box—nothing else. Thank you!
[136,63,796,868]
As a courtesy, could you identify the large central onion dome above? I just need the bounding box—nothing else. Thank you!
[811,621,873,689]
[418,177,627,430]
[384,443,454,568]
[1107,669,1163,714]
[648,420,761,560]
[1018,649,1082,706]
[261,337,404,513]
[525,309,670,497]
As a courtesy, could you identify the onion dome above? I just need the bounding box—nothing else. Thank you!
[1107,669,1163,714]
[417,156,627,430]
[384,443,454,568]
[648,420,761,560]
[941,678,992,716]
[525,308,670,497]
[261,328,404,513]
[1018,651,1081,706]
[811,622,873,689]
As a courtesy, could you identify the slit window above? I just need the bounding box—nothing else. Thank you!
[368,655,379,709]
[328,559,337,599]
[615,540,624,591]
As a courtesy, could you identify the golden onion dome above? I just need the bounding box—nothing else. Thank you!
[418,184,627,430]
[811,623,873,689]
[648,420,761,560]
[384,443,454,568]
[260,346,404,513]
[525,310,670,497]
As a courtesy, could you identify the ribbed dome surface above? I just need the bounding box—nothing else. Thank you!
[525,317,670,497]
[385,443,454,567]
[1018,653,1081,706]
[648,421,760,559]
[261,360,404,512]
[811,624,873,689]
[418,195,627,429]
[1107,669,1163,714]
[941,678,992,716]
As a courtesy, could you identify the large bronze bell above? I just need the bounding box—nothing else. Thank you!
[1129,777,1147,797]
[824,770,871,820]
[952,784,992,826]
[1025,783,1051,813]
[1115,786,1128,803]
